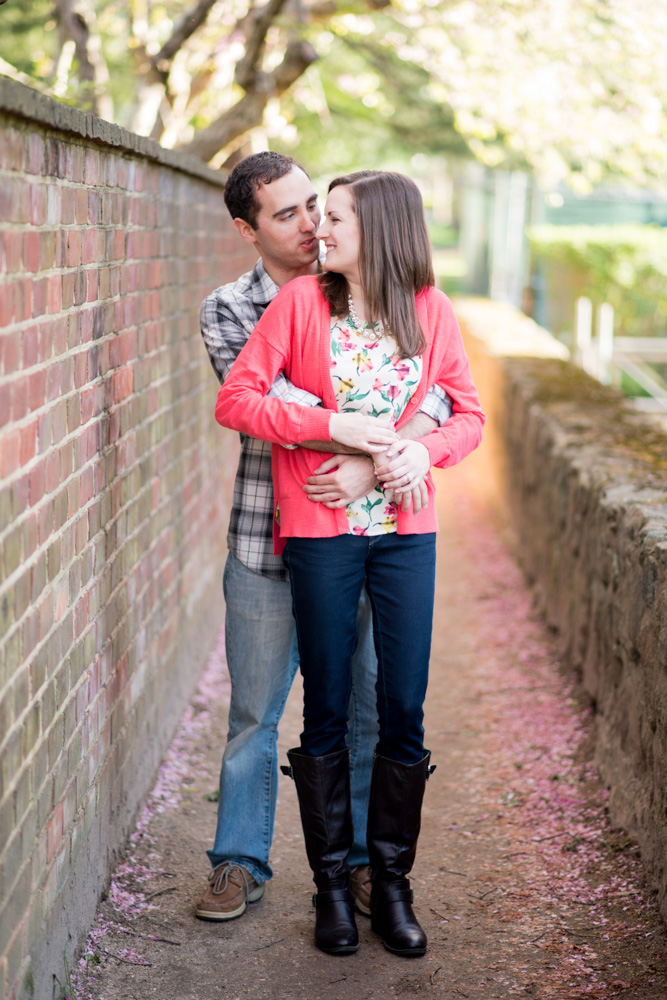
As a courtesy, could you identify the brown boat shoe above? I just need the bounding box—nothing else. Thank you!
[350,864,372,916]
[195,862,265,921]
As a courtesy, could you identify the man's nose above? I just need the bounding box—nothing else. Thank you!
[301,210,317,231]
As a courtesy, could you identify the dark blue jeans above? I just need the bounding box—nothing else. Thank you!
[283,532,436,765]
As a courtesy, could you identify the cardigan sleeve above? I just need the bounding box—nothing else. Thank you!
[215,283,333,446]
[416,294,485,469]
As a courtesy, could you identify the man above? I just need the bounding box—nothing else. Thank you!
[196,152,451,922]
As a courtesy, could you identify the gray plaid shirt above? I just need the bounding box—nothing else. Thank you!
[201,258,452,581]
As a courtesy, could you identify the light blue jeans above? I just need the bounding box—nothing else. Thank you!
[207,552,378,883]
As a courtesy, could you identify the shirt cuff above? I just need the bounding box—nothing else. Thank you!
[418,385,453,426]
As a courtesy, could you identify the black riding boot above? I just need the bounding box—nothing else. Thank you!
[367,750,434,957]
[283,747,359,955]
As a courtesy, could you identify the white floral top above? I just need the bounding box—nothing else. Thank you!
[330,314,422,535]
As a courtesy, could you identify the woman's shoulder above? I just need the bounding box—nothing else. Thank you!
[416,285,457,327]
[416,285,453,310]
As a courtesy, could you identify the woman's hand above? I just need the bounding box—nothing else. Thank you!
[329,412,399,453]
[398,480,429,513]
[373,440,431,494]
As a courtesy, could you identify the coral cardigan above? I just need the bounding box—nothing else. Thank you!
[216,276,484,549]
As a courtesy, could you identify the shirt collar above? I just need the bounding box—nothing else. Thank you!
[249,258,280,306]
[249,252,326,306]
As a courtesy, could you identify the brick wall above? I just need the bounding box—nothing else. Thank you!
[0,80,256,1000]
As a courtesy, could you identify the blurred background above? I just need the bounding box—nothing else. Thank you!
[3,0,667,409]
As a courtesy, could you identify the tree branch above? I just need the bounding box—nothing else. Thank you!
[179,36,317,161]
[52,0,111,116]
[235,0,291,90]
[152,0,220,71]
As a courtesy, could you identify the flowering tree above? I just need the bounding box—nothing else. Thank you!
[1,0,666,184]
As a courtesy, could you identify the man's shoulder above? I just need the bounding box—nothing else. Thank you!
[202,261,264,312]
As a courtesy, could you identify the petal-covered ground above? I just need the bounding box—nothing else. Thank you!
[62,464,667,1000]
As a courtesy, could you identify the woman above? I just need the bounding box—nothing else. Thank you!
[216,171,484,957]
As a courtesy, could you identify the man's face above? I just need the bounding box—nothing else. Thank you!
[239,168,321,276]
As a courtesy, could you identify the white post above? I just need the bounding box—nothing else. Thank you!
[575,297,593,372]
[597,302,614,385]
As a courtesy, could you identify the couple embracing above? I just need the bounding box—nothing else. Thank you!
[198,152,484,958]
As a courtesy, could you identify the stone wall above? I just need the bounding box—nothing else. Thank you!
[0,79,256,999]
[457,297,667,922]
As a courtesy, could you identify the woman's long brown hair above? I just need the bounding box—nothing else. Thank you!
[319,171,435,359]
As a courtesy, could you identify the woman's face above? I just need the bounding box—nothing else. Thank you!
[316,185,361,284]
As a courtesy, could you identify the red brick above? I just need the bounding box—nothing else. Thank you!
[46,803,63,863]
[53,318,68,355]
[61,188,75,224]
[61,273,75,311]
[11,378,28,421]
[82,228,98,265]
[74,352,88,389]
[46,275,61,314]
[2,230,22,273]
[1,428,20,476]
[0,384,10,428]
[73,592,88,637]
[29,370,46,411]
[79,467,94,507]
[46,187,61,225]
[22,326,39,368]
[44,452,60,493]
[84,149,99,186]
[0,332,20,376]
[20,420,37,466]
[51,229,65,269]
[29,184,47,225]
[26,133,43,174]
[46,364,61,403]
[24,231,40,273]
[75,188,88,224]
[23,511,37,560]
[0,283,15,325]
[40,230,56,271]
[37,497,53,540]
[31,278,47,319]
[29,461,45,507]
[66,230,81,267]
[86,270,98,302]
[112,366,133,403]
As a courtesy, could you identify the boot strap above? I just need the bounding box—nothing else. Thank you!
[427,764,436,779]
[379,885,414,904]
[280,764,293,778]
[313,888,352,908]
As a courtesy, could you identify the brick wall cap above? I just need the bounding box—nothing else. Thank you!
[0,76,227,188]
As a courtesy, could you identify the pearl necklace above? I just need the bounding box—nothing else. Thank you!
[347,294,384,340]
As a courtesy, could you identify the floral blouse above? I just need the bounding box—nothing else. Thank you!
[330,314,422,535]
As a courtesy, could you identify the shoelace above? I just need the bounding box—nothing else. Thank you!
[210,863,250,897]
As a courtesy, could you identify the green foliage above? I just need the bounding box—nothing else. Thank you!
[273,30,471,178]
[528,225,667,340]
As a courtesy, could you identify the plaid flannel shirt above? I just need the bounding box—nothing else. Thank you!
[201,258,453,581]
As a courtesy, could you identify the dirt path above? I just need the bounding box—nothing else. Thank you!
[69,465,667,1000]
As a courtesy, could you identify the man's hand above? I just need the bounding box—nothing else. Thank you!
[303,454,378,509]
